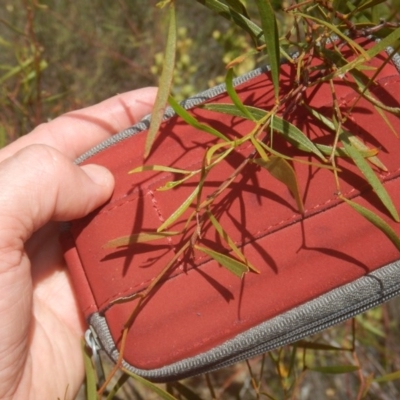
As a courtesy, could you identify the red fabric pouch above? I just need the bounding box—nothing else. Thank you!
[60,38,400,382]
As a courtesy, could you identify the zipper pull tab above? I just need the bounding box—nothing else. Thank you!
[85,327,105,387]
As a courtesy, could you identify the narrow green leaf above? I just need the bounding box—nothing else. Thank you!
[272,117,326,160]
[21,59,48,83]
[341,197,400,251]
[225,68,256,121]
[355,314,385,337]
[156,0,173,7]
[347,133,387,172]
[104,231,180,248]
[374,370,400,384]
[157,175,194,191]
[363,91,400,117]
[207,210,260,273]
[254,0,280,99]
[122,368,177,400]
[350,0,388,14]
[308,365,359,374]
[0,57,34,85]
[296,12,370,60]
[348,66,399,139]
[145,2,176,157]
[206,141,235,166]
[129,165,194,175]
[225,0,250,18]
[133,165,197,191]
[259,140,339,170]
[172,381,205,400]
[203,103,326,160]
[82,340,97,400]
[251,136,269,162]
[196,158,208,213]
[195,245,248,277]
[340,130,399,222]
[203,102,266,120]
[254,155,304,213]
[106,373,130,400]
[368,97,399,135]
[296,340,345,351]
[157,185,200,232]
[348,63,398,107]
[168,95,229,141]
[321,46,400,124]
[304,104,335,130]
[305,105,386,168]
[321,27,400,82]
[316,143,376,158]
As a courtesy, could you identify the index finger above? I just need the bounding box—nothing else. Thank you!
[0,87,157,163]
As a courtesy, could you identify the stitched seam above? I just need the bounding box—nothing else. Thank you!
[97,134,255,216]
[97,168,400,311]
[148,189,165,223]
[148,188,174,249]
[103,79,400,353]
[97,73,400,310]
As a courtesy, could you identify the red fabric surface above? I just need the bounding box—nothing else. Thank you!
[62,40,400,370]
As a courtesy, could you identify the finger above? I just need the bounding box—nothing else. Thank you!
[0,87,157,163]
[0,144,115,248]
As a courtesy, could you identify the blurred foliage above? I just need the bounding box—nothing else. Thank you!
[0,0,248,142]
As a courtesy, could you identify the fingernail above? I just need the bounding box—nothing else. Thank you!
[82,164,114,187]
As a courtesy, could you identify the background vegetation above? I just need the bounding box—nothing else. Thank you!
[1,1,400,399]
[0,0,251,144]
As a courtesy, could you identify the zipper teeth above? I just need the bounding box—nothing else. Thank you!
[204,287,400,374]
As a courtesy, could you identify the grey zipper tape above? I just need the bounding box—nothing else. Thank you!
[71,36,400,382]
[88,259,400,382]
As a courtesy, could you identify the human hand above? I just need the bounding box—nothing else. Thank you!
[0,88,156,400]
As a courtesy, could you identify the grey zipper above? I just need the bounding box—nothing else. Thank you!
[87,259,400,382]
[209,284,400,374]
[74,36,400,382]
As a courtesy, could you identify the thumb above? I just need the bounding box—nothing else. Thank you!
[0,144,114,398]
[0,144,114,246]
